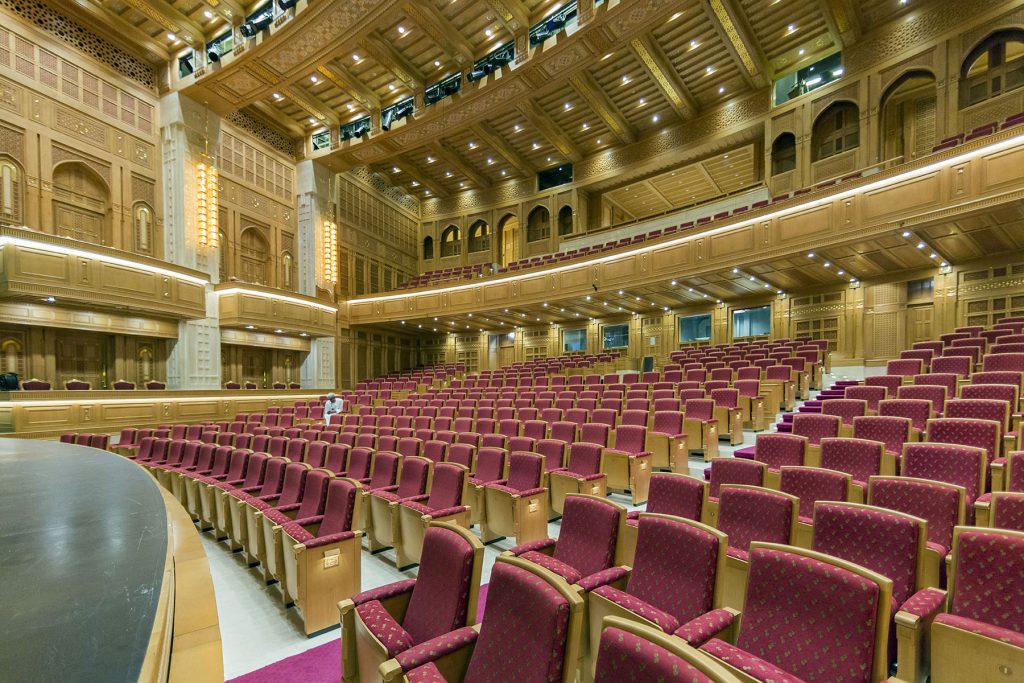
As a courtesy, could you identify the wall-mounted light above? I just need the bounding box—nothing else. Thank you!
[322,220,338,283]
[196,160,219,248]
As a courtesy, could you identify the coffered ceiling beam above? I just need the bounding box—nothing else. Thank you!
[569,71,636,145]
[403,2,476,67]
[629,36,699,121]
[470,123,536,177]
[318,62,381,111]
[53,0,170,61]
[206,0,246,26]
[361,32,426,90]
[386,157,449,198]
[703,0,765,88]
[516,99,583,163]
[121,0,207,49]
[284,85,340,127]
[695,161,724,195]
[818,0,862,47]
[485,0,531,33]
[248,101,307,137]
[432,141,492,189]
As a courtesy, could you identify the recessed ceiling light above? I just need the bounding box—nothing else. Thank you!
[532,142,540,149]
[500,170,507,176]
[203,10,213,18]
[787,23,796,32]
[798,48,806,55]
[468,141,476,149]
[308,117,316,124]
[564,102,572,110]
[602,52,613,60]
[346,103,354,111]
[622,75,630,84]
[352,53,360,61]
[245,325,255,329]
[596,139,602,144]
[445,171,453,177]
[388,83,396,90]
[310,75,318,83]
[272,92,282,99]
[434,60,441,67]
[652,114,659,123]
[167,32,177,41]
[426,155,435,163]
[719,86,725,94]
[397,25,406,34]
[706,65,714,75]
[485,28,493,37]
[670,11,683,21]
[513,123,521,132]
[392,166,399,172]
[639,97,646,105]
[690,39,699,49]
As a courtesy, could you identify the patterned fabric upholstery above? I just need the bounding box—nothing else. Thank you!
[844,386,887,412]
[576,566,629,592]
[651,411,684,436]
[753,433,806,471]
[914,372,958,401]
[565,442,603,476]
[701,638,804,683]
[506,452,544,491]
[610,425,650,456]
[685,399,715,421]
[717,487,793,560]
[945,398,1009,430]
[864,375,902,397]
[551,495,619,578]
[813,502,921,606]
[594,627,712,683]
[644,473,704,520]
[625,516,720,627]
[993,492,1024,531]
[984,353,1024,373]
[397,627,478,675]
[353,579,417,607]
[1011,452,1024,493]
[708,459,766,499]
[961,383,1018,406]
[870,478,961,556]
[850,416,910,457]
[900,587,946,618]
[933,356,973,378]
[926,417,1001,461]
[902,443,986,506]
[822,399,868,425]
[355,600,415,657]
[792,414,841,445]
[779,467,849,521]
[880,398,933,433]
[472,448,506,484]
[592,586,681,632]
[673,608,737,647]
[282,478,357,544]
[580,423,610,447]
[461,561,572,682]
[396,458,431,498]
[948,529,1024,635]
[709,545,882,683]
[401,526,477,644]
[887,359,923,376]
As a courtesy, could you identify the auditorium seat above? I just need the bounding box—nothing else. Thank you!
[586,515,730,676]
[976,451,1024,525]
[682,399,719,461]
[698,544,892,683]
[378,555,584,682]
[395,463,470,569]
[242,462,311,567]
[791,413,841,466]
[902,442,987,523]
[280,477,364,635]
[745,433,809,489]
[465,446,506,527]
[366,455,432,554]
[601,423,652,505]
[777,466,854,547]
[481,452,548,546]
[929,527,1024,683]
[702,458,767,527]
[714,485,798,610]
[548,442,607,515]
[260,467,333,585]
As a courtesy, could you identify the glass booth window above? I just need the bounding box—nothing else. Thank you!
[774,52,843,106]
[733,306,771,338]
[679,313,712,342]
[603,323,629,349]
[563,328,587,352]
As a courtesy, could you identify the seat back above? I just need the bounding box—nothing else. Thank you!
[566,442,602,475]
[403,525,482,644]
[367,452,399,489]
[554,495,622,577]
[646,473,705,520]
[463,558,579,683]
[323,443,349,474]
[779,466,851,520]
[945,398,1010,431]
[901,442,987,508]
[506,452,543,491]
[717,486,795,555]
[344,447,373,480]
[611,424,646,454]
[791,413,841,444]
[947,528,1024,634]
[275,463,310,507]
[579,422,610,447]
[446,443,475,469]
[879,397,932,432]
[708,459,766,499]
[735,544,890,683]
[316,478,358,538]
[868,476,964,554]
[395,456,432,498]
[753,433,807,470]
[821,399,868,425]
[850,416,911,457]
[629,515,725,624]
[256,457,288,497]
[684,399,715,421]
[426,462,466,509]
[813,501,924,606]
[925,417,1001,462]
[474,447,506,482]
[864,375,902,396]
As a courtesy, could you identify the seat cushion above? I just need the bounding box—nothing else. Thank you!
[406,663,446,683]
[595,626,713,683]
[701,639,805,683]
[591,585,680,633]
[355,600,415,658]
[519,550,583,584]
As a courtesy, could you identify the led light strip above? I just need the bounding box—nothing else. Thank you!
[354,132,1024,304]
[216,287,338,312]
[0,235,210,285]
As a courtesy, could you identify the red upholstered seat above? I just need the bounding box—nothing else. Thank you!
[779,466,850,521]
[751,433,806,472]
[708,458,766,501]
[869,476,963,558]
[851,416,912,457]
[699,545,886,683]
[281,478,358,547]
[926,417,1001,463]
[594,625,715,683]
[792,413,841,445]
[717,487,794,561]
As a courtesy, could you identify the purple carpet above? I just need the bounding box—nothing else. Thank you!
[230,583,490,682]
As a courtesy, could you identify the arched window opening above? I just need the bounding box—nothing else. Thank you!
[811,102,860,162]
[440,225,461,258]
[423,235,434,261]
[497,214,520,268]
[281,251,295,290]
[468,220,490,252]
[133,203,153,255]
[526,206,550,242]
[0,158,23,224]
[557,205,573,236]
[771,133,797,175]
[879,70,937,162]
[960,30,1024,108]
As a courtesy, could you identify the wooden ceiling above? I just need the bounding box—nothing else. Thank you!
[366,209,1024,333]
[54,0,940,201]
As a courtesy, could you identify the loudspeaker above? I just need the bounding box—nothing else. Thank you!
[0,373,19,391]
